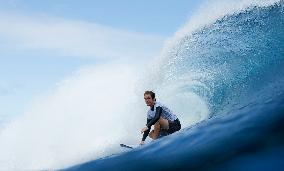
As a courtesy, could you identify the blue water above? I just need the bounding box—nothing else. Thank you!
[65,1,284,171]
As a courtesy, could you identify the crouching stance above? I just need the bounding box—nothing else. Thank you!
[140,91,181,145]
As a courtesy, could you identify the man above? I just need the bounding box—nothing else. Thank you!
[140,91,181,145]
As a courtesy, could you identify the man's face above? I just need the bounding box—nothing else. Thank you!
[144,94,155,107]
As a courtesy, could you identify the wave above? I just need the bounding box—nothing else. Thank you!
[0,0,283,170]
[149,0,284,117]
[66,1,284,170]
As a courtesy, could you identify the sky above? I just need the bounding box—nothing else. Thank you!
[0,0,203,122]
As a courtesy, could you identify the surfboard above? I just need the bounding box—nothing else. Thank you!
[120,144,138,149]
[120,144,134,149]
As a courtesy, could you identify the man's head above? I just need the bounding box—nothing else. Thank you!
[144,91,156,107]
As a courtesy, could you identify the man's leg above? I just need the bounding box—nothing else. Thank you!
[158,117,169,130]
[149,117,169,140]
[149,122,160,139]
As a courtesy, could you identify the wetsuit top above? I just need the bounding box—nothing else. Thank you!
[142,102,178,141]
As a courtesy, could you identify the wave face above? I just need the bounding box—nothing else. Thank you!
[66,1,284,171]
[155,0,284,117]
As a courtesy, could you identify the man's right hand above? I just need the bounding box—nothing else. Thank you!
[140,141,145,145]
[141,127,149,134]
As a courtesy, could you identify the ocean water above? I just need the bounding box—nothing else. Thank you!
[0,0,283,170]
[65,0,284,171]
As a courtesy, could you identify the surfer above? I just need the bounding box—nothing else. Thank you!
[140,91,181,145]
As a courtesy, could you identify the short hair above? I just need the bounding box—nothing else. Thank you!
[144,91,155,99]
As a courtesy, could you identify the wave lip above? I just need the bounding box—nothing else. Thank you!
[157,0,284,116]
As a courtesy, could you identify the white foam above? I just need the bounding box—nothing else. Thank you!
[0,62,146,169]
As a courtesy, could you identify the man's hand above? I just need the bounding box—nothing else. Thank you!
[141,126,149,134]
[140,141,145,145]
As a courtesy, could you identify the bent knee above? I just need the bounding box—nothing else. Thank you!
[158,117,169,129]
[149,130,155,138]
